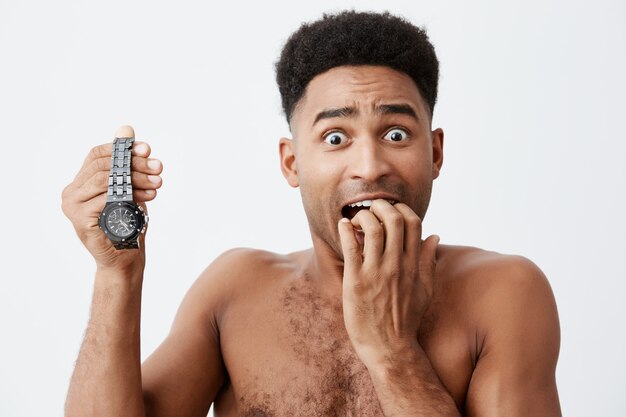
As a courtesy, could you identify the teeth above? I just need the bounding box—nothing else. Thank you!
[348,199,396,208]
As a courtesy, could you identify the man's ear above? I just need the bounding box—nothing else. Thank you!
[279,137,299,188]
[431,128,444,179]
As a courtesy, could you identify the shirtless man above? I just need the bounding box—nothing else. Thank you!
[62,11,561,417]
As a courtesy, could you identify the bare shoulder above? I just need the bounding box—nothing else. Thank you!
[437,244,556,302]
[198,247,300,284]
[199,247,290,279]
[188,247,301,315]
[437,243,560,364]
[434,244,560,349]
[438,244,544,276]
[439,248,562,415]
[434,244,561,413]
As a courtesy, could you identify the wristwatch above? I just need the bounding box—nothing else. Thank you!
[98,137,149,250]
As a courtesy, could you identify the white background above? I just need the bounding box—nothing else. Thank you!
[1,0,624,416]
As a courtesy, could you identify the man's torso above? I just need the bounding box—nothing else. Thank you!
[210,245,488,416]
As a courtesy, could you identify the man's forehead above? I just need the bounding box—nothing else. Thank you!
[291,65,428,127]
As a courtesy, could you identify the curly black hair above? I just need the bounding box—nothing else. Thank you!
[275,10,440,125]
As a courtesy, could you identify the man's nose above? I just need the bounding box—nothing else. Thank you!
[347,138,392,181]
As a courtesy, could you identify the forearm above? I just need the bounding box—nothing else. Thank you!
[366,343,461,417]
[65,267,146,417]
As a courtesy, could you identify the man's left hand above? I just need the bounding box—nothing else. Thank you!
[337,199,440,367]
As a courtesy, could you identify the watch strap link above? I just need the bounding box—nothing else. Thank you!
[107,137,134,203]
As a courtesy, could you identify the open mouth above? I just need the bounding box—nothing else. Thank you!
[341,199,397,220]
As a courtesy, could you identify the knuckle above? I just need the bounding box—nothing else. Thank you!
[95,170,109,184]
[405,214,421,228]
[349,280,366,295]
[88,145,102,160]
[383,259,402,276]
[388,212,403,227]
[352,209,366,221]
[61,185,75,214]
[63,203,80,223]
[132,172,145,185]
[369,224,384,238]
[392,202,410,213]
[371,199,384,210]
[84,171,108,193]
[84,159,99,177]
[131,157,142,171]
[347,245,361,257]
[387,266,401,279]
[97,156,110,171]
[60,199,70,217]
[61,183,71,199]
[371,270,385,281]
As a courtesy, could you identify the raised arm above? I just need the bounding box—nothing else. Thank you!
[464,256,562,417]
[63,125,232,417]
[63,125,163,416]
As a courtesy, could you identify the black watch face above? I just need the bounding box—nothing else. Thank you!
[105,205,141,238]
[100,202,144,242]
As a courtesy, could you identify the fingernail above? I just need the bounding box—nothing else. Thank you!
[145,189,155,195]
[147,159,161,170]
[134,143,148,154]
[148,175,161,184]
[340,218,350,223]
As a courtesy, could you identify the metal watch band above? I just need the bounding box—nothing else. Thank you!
[107,137,134,203]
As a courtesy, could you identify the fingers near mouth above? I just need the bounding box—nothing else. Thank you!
[340,198,400,251]
[340,199,397,220]
[354,228,365,246]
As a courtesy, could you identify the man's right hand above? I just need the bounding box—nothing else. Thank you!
[61,125,163,272]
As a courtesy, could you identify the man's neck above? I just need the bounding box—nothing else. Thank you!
[302,233,347,300]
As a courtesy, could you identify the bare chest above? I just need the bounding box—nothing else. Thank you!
[215,279,472,416]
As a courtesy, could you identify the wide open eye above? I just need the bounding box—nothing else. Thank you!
[323,131,348,146]
[383,128,409,142]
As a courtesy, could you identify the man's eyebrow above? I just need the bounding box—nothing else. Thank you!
[375,103,419,120]
[312,107,356,126]
[311,104,419,127]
